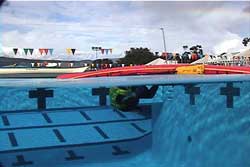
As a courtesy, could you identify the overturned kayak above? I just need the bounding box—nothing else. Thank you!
[57,64,188,79]
[57,64,250,79]
[0,66,89,78]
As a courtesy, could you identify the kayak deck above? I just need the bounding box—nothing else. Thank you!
[0,106,152,166]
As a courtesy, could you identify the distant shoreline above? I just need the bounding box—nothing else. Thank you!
[0,56,93,67]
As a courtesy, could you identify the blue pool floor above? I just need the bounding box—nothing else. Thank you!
[0,106,152,167]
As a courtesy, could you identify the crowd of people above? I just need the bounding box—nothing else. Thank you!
[161,45,205,63]
[162,52,205,64]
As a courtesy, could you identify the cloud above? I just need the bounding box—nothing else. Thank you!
[213,36,243,55]
[243,5,250,14]
[1,1,249,60]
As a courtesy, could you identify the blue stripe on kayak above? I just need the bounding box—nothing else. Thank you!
[0,118,149,131]
[0,132,151,154]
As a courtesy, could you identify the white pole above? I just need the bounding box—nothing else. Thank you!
[160,28,167,60]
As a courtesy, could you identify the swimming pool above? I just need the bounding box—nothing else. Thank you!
[0,75,250,167]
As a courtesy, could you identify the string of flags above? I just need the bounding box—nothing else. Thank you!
[66,48,76,55]
[13,48,54,55]
[12,47,113,56]
[39,49,54,55]
[101,48,112,54]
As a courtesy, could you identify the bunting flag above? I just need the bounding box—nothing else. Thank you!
[71,49,76,55]
[109,49,112,54]
[29,48,34,55]
[44,49,49,55]
[49,49,53,55]
[105,49,109,54]
[39,49,44,55]
[66,48,72,55]
[92,47,102,51]
[24,48,29,55]
[13,48,18,55]
[101,49,105,54]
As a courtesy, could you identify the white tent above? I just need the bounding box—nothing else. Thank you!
[191,53,235,65]
[191,56,209,64]
[146,58,166,65]
[233,48,250,58]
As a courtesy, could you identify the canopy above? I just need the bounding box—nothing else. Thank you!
[233,48,250,58]
[146,58,166,65]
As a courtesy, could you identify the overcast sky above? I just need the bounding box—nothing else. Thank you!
[0,1,250,60]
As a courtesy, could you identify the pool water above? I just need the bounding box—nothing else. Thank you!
[0,75,250,167]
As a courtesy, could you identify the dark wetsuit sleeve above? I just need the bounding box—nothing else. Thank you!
[136,85,158,98]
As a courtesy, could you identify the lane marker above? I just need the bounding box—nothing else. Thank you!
[65,150,84,161]
[1,116,10,126]
[41,113,53,123]
[94,126,109,139]
[79,111,91,121]
[8,133,18,147]
[131,123,146,133]
[53,129,66,143]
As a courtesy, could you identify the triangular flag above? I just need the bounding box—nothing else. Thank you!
[44,49,49,55]
[71,49,76,55]
[49,49,53,55]
[66,48,72,55]
[13,48,18,55]
[109,49,112,54]
[101,49,104,54]
[105,49,109,54]
[24,48,29,55]
[39,49,44,55]
[29,48,34,55]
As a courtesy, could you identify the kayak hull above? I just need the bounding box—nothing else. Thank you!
[57,64,250,79]
[57,64,188,79]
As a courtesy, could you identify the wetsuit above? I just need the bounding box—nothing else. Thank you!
[110,85,158,111]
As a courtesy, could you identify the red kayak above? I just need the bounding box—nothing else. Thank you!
[57,64,250,79]
[204,65,250,74]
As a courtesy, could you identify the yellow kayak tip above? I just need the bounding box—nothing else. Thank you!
[176,65,205,74]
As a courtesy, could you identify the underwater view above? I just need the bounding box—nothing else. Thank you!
[1,1,250,166]
[0,75,250,167]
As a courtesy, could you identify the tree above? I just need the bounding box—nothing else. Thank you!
[93,58,113,65]
[118,47,157,65]
[242,37,250,46]
[0,0,6,7]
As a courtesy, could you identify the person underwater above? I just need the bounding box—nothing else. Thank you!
[109,85,158,111]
